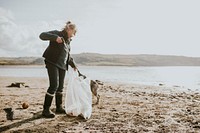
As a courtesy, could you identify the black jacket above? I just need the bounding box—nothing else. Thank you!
[39,30,76,70]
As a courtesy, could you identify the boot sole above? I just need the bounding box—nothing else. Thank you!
[42,115,55,118]
[42,113,55,118]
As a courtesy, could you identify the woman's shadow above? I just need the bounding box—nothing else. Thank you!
[0,109,86,133]
[0,110,43,132]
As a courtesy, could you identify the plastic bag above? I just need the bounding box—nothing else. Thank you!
[65,66,92,119]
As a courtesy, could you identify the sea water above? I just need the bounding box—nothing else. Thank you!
[0,65,200,90]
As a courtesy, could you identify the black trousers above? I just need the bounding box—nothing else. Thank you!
[45,62,66,95]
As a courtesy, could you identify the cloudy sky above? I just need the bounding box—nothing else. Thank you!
[0,0,200,57]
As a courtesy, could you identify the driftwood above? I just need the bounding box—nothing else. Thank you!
[7,82,29,88]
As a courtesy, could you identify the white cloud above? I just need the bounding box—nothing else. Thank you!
[0,7,66,57]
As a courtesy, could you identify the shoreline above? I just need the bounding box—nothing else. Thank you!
[0,77,200,132]
[0,75,199,93]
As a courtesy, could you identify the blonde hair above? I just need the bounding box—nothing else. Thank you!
[64,21,77,35]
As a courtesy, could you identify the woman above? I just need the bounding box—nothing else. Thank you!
[39,21,82,118]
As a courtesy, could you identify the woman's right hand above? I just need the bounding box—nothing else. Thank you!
[56,37,63,43]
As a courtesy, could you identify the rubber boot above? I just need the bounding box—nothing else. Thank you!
[42,93,55,118]
[55,93,66,114]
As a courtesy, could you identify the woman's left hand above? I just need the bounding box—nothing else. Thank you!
[73,67,77,71]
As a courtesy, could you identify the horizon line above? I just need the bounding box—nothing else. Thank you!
[0,52,200,58]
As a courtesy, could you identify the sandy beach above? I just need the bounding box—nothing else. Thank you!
[0,76,200,133]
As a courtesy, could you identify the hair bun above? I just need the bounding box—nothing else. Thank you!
[66,21,72,25]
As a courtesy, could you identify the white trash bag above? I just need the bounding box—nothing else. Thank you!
[65,66,92,119]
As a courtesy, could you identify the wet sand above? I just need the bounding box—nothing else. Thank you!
[0,76,200,133]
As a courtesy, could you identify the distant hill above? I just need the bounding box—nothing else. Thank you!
[0,57,41,65]
[1,53,200,66]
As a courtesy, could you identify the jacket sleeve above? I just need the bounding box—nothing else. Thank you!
[68,55,77,68]
[68,55,86,78]
[39,30,59,41]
